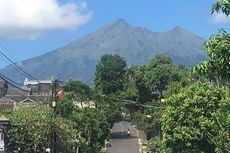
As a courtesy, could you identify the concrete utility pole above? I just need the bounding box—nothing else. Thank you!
[51,79,58,153]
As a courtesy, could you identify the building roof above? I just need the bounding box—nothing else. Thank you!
[4,95,51,103]
[24,78,52,86]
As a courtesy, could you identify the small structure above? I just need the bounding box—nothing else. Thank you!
[23,78,53,96]
[0,115,10,153]
[24,78,52,86]
[0,80,7,99]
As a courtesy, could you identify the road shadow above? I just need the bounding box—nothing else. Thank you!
[111,131,138,139]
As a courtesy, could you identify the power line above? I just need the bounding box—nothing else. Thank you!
[108,96,165,108]
[0,50,39,81]
[0,73,42,93]
[0,41,39,81]
[0,74,29,92]
[0,72,23,86]
[0,42,18,63]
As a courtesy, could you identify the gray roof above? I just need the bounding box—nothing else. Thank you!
[4,95,51,103]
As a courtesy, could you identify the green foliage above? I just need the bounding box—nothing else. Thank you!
[95,54,126,94]
[5,106,79,153]
[146,54,175,97]
[144,137,164,153]
[149,54,173,67]
[95,93,123,127]
[60,85,111,153]
[119,81,138,120]
[191,30,230,86]
[135,65,152,103]
[54,116,80,153]
[5,91,111,153]
[136,54,186,104]
[162,82,230,153]
[120,65,138,101]
[71,107,110,153]
[65,79,93,100]
[120,81,138,101]
[57,94,76,118]
[212,0,230,16]
[5,106,52,152]
[135,106,163,140]
[205,30,230,80]
[166,68,192,96]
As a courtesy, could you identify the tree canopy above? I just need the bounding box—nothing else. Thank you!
[192,30,230,86]
[162,82,230,153]
[95,54,126,95]
[136,54,184,103]
[64,79,93,100]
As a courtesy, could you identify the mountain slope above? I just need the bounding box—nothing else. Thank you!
[1,19,207,84]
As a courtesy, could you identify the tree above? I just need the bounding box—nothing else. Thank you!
[64,79,93,108]
[71,107,110,153]
[135,54,182,104]
[135,106,163,140]
[162,82,230,153]
[56,93,76,118]
[166,66,191,96]
[6,106,52,153]
[146,54,182,98]
[212,0,230,16]
[121,65,137,101]
[135,64,152,104]
[95,54,126,95]
[65,79,93,100]
[192,30,230,87]
[5,106,79,153]
[94,93,123,127]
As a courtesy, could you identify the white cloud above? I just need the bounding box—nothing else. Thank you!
[0,0,92,39]
[211,12,230,24]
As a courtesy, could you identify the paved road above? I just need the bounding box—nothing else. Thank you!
[107,121,139,153]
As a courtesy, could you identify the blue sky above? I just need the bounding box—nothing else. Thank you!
[0,0,229,68]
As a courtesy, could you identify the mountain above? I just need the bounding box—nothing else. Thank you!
[1,19,207,84]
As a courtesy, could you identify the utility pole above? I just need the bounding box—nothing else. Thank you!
[51,79,58,153]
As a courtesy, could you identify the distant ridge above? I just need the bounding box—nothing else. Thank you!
[1,19,207,84]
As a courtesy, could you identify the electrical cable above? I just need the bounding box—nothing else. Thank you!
[0,73,43,93]
[0,50,39,81]
[0,42,18,64]
[102,95,165,108]
[0,41,39,82]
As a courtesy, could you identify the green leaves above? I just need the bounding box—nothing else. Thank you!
[136,54,186,103]
[95,54,126,94]
[212,0,230,16]
[162,82,230,152]
[71,107,110,152]
[191,30,230,86]
[64,79,93,100]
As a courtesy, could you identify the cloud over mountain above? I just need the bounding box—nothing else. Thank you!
[0,0,92,38]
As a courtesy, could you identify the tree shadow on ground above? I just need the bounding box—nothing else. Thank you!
[110,131,138,139]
